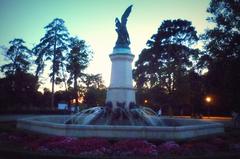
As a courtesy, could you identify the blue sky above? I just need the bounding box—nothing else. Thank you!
[0,0,211,90]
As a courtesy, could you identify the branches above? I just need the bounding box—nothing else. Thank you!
[134,19,199,93]
[0,39,32,76]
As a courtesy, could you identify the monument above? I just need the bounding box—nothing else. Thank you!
[17,5,224,140]
[106,5,136,110]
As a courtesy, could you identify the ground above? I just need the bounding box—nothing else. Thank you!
[0,115,239,159]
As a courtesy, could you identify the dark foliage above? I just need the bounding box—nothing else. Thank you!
[0,71,39,112]
[84,87,106,107]
[66,37,92,105]
[33,18,70,108]
[201,0,240,113]
[1,39,31,76]
[134,19,201,114]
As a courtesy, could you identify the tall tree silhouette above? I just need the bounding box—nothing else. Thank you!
[66,37,92,105]
[83,74,106,107]
[134,19,199,91]
[33,18,69,108]
[202,0,240,62]
[82,74,104,89]
[134,19,199,108]
[201,0,240,112]
[1,39,31,75]
[0,71,39,110]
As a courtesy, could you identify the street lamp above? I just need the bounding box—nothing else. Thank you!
[144,99,148,104]
[205,96,212,118]
[205,96,212,103]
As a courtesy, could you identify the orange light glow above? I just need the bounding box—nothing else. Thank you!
[205,96,212,103]
[78,96,84,104]
[70,96,84,105]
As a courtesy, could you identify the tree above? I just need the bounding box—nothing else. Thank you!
[81,74,106,107]
[0,71,39,112]
[54,90,74,107]
[33,18,69,108]
[134,19,199,90]
[201,0,240,113]
[41,88,52,108]
[202,0,240,62]
[82,74,104,89]
[188,71,205,116]
[1,39,31,76]
[66,37,92,105]
[134,19,199,111]
[84,87,106,107]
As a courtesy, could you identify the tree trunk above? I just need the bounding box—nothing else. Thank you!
[51,29,57,109]
[51,72,55,109]
[51,51,56,109]
[61,63,68,91]
[74,76,79,106]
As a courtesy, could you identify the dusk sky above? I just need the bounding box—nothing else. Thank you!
[0,0,211,91]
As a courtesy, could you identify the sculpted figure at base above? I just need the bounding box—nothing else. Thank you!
[115,5,133,48]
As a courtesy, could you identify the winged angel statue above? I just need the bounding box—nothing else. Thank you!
[115,5,133,48]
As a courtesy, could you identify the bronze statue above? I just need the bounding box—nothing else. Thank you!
[115,5,133,48]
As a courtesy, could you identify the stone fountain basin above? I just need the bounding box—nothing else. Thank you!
[17,115,224,140]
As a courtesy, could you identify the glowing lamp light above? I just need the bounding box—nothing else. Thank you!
[205,96,212,103]
[72,99,76,104]
[144,99,148,104]
[70,96,84,105]
[205,95,213,118]
[78,96,84,104]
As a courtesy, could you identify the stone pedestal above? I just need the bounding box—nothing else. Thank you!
[106,47,135,111]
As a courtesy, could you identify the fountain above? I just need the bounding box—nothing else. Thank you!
[17,5,224,140]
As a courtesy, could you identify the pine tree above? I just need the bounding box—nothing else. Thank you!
[33,18,69,108]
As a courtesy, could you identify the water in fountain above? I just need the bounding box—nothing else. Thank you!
[65,102,165,126]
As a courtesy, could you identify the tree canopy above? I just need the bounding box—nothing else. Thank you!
[200,0,239,65]
[33,18,70,107]
[134,19,199,92]
[133,19,201,113]
[66,37,92,105]
[66,37,92,88]
[0,18,97,111]
[1,39,31,76]
[201,0,240,112]
[0,71,39,110]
